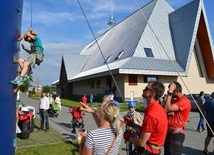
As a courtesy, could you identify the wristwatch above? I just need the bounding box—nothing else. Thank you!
[167,91,173,96]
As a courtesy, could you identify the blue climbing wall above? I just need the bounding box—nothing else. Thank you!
[0,0,23,154]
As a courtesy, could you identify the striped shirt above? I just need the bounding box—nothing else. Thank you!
[85,126,123,155]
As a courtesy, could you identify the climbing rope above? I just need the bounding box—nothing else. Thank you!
[76,0,124,103]
[31,0,33,28]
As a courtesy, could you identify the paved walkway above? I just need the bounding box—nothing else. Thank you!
[21,95,213,155]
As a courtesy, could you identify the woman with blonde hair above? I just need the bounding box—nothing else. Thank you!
[79,98,122,155]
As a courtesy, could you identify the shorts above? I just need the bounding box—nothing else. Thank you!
[206,122,214,137]
[23,53,35,65]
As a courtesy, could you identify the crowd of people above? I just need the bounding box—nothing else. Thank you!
[76,81,192,155]
[74,81,214,155]
[33,81,214,155]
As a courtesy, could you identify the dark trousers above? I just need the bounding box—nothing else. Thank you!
[131,148,160,155]
[39,109,49,130]
[164,133,185,155]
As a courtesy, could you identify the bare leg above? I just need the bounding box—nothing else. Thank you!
[18,58,25,69]
[20,61,29,77]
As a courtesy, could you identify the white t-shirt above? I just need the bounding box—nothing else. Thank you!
[55,97,61,105]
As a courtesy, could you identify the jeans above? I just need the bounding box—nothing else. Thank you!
[39,109,49,130]
[164,133,185,155]
[197,112,205,131]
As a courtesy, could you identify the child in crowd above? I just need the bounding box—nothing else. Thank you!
[123,100,144,154]
[89,94,94,107]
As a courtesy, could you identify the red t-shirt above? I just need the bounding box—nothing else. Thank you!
[167,96,191,132]
[81,96,87,104]
[140,101,168,146]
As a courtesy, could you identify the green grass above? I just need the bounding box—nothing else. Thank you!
[30,96,144,112]
[16,141,79,155]
[16,118,79,155]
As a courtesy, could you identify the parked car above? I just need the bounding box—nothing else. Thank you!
[186,93,211,111]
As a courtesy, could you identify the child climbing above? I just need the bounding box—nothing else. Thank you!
[11,28,44,86]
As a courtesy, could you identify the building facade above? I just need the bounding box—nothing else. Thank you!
[54,0,214,102]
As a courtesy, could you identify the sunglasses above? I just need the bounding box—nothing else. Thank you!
[144,86,153,91]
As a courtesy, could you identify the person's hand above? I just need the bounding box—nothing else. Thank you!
[168,82,176,92]
[124,130,132,142]
[80,102,95,113]
[29,27,33,32]
[21,44,25,50]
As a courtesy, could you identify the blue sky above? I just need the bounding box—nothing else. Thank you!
[20,0,214,86]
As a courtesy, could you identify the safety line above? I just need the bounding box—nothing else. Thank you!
[132,0,214,136]
[76,0,125,104]
[31,0,33,28]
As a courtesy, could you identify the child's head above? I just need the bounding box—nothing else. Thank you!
[24,31,36,42]
[128,100,136,112]
[24,34,30,41]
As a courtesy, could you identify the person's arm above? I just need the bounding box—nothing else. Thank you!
[80,102,100,127]
[129,132,151,147]
[21,44,32,54]
[164,83,179,112]
[80,145,92,155]
[79,135,93,155]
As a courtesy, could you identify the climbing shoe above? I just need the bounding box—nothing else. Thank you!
[11,77,23,86]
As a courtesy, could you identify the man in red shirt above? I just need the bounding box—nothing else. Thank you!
[164,81,191,155]
[124,81,168,155]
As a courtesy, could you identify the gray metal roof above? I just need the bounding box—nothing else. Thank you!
[169,0,201,71]
[79,0,157,71]
[58,0,213,83]
[121,57,184,73]
[62,54,89,79]
[134,0,175,60]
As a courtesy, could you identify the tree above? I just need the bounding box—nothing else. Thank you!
[43,85,51,93]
